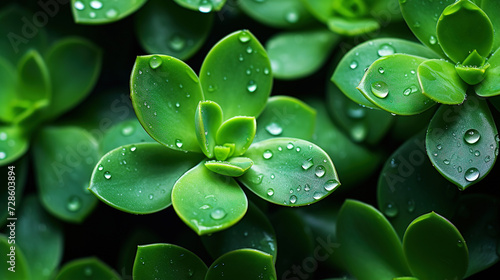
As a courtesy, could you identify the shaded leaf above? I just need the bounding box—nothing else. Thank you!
[55,257,119,280]
[239,0,313,28]
[71,0,148,24]
[480,0,500,51]
[418,59,467,104]
[173,0,226,13]
[327,17,379,36]
[90,143,203,214]
[0,125,30,166]
[240,138,339,206]
[195,101,223,158]
[216,116,256,157]
[172,162,248,235]
[205,249,276,280]
[476,47,500,97]
[0,57,17,123]
[0,235,30,280]
[16,50,50,105]
[100,118,155,155]
[204,157,253,177]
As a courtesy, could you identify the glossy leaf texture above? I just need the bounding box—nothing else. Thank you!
[480,0,500,51]
[337,200,411,280]
[254,96,316,143]
[201,202,277,262]
[171,162,248,235]
[16,50,50,106]
[327,17,380,36]
[71,0,148,24]
[204,157,254,177]
[377,130,460,237]
[239,0,313,28]
[476,47,500,97]
[332,38,439,108]
[403,212,468,280]
[327,78,393,145]
[17,195,63,280]
[398,0,455,58]
[0,157,27,227]
[174,0,226,13]
[199,30,272,121]
[90,143,202,214]
[417,59,467,104]
[309,99,382,187]
[358,53,436,115]
[426,96,499,189]
[100,118,155,155]
[436,0,493,63]
[55,257,120,280]
[44,37,102,121]
[195,101,223,158]
[134,0,213,60]
[0,57,16,123]
[240,138,340,206]
[133,244,207,280]
[131,55,203,152]
[266,29,339,80]
[216,117,256,157]
[32,126,99,223]
[0,125,30,166]
[453,194,500,277]
[0,235,30,280]
[205,249,276,280]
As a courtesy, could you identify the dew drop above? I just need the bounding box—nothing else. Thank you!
[247,80,257,93]
[407,199,415,213]
[267,188,274,196]
[324,179,339,191]
[485,155,491,162]
[106,8,118,18]
[457,239,464,247]
[437,144,442,150]
[429,35,437,45]
[210,208,227,220]
[90,0,103,9]
[104,171,112,180]
[149,194,154,200]
[67,196,82,212]
[349,60,358,69]
[238,32,251,43]
[265,122,283,136]
[198,1,213,13]
[313,192,323,200]
[289,195,297,204]
[84,266,93,276]
[378,67,385,74]
[98,164,104,171]
[301,158,314,170]
[384,202,399,218]
[263,150,273,159]
[474,150,480,157]
[149,55,162,69]
[304,184,311,191]
[130,146,137,152]
[175,139,183,148]
[264,67,270,75]
[286,143,294,150]
[443,159,450,165]
[285,10,299,23]
[457,166,463,173]
[464,129,480,144]
[315,165,326,178]
[74,1,84,10]
[371,81,389,98]
[246,46,253,54]
[346,104,366,119]
[121,125,134,136]
[377,44,395,56]
[464,167,480,182]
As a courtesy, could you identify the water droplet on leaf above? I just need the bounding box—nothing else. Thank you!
[265,122,283,136]
[464,129,480,144]
[211,208,227,220]
[324,180,339,191]
[371,81,389,98]
[263,150,273,159]
[67,196,82,212]
[384,202,399,218]
[464,167,480,182]
[315,165,326,178]
[104,171,112,180]
[301,158,314,170]
[377,44,395,56]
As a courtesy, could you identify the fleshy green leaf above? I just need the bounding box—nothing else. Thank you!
[455,62,489,86]
[327,17,380,36]
[476,47,500,97]
[436,0,493,63]
[71,0,148,24]
[398,0,455,58]
[266,29,339,80]
[0,125,30,166]
[216,116,256,157]
[480,0,500,51]
[240,138,340,206]
[133,244,207,280]
[0,235,30,280]
[358,54,436,115]
[17,195,63,280]
[332,38,439,108]
[33,126,99,223]
[0,57,17,123]
[239,0,313,28]
[426,96,498,189]
[173,0,226,13]
[195,101,223,158]
[16,50,50,105]
[327,79,393,145]
[337,199,411,280]
[100,118,156,155]
[309,99,382,187]
[377,130,460,237]
[131,55,203,152]
[205,157,254,177]
[90,143,203,214]
[201,202,277,262]
[453,194,500,277]
[44,37,102,120]
[403,212,468,280]
[417,59,467,104]
[134,0,213,60]
[200,30,272,120]
[254,96,316,143]
[171,162,248,235]
[55,257,120,280]
[205,249,277,280]
[299,0,333,22]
